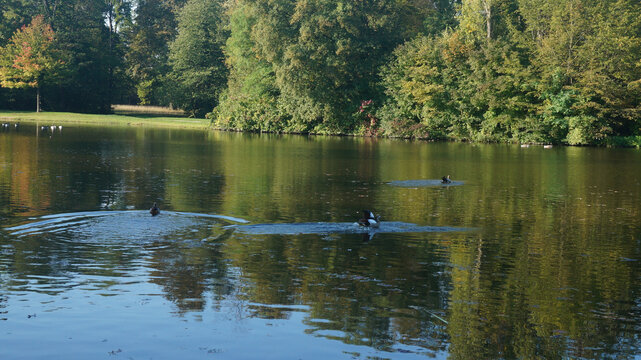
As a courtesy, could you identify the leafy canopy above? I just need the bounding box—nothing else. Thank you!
[0,15,63,89]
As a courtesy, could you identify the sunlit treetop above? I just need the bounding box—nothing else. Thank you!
[0,15,62,89]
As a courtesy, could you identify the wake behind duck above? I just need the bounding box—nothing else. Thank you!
[5,210,248,239]
[229,208,470,235]
[388,178,464,187]
[227,221,468,236]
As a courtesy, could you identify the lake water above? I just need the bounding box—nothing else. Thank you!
[0,124,640,359]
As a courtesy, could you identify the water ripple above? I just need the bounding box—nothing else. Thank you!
[227,221,470,235]
[387,179,464,187]
[4,210,248,242]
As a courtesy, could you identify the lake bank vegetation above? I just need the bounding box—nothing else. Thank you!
[1,0,640,145]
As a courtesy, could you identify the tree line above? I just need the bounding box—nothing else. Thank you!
[1,0,640,144]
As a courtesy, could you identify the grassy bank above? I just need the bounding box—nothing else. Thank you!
[111,104,186,117]
[0,110,210,129]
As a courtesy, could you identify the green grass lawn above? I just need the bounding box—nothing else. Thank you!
[0,110,211,129]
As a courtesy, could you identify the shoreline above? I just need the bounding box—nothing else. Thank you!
[0,110,211,130]
[2,110,640,148]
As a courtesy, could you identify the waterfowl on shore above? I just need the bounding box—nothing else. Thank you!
[358,210,380,228]
[543,144,553,149]
[150,202,160,216]
[441,175,452,184]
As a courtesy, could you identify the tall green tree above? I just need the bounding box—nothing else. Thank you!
[380,0,536,141]
[1,0,130,112]
[0,15,65,112]
[0,0,32,109]
[212,1,281,131]
[104,0,133,104]
[125,0,186,105]
[41,0,115,112]
[0,0,30,45]
[566,0,641,143]
[214,0,435,134]
[527,0,641,144]
[380,0,641,144]
[168,0,228,117]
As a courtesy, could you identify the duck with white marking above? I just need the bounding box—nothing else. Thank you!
[358,210,380,228]
[441,175,452,184]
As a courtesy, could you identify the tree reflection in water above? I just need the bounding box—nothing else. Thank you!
[0,126,640,358]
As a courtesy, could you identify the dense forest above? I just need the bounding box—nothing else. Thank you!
[1,0,640,144]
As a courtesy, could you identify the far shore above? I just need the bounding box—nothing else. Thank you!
[0,108,210,130]
[2,108,640,148]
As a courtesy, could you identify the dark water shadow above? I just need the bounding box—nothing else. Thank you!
[387,179,464,188]
[227,221,470,236]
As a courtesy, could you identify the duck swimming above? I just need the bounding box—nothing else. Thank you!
[441,175,452,184]
[358,210,380,228]
[149,202,160,216]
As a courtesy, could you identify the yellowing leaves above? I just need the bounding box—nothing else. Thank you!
[0,15,62,90]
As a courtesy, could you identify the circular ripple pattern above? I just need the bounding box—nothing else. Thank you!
[5,211,248,243]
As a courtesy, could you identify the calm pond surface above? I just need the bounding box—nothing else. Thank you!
[1,123,640,359]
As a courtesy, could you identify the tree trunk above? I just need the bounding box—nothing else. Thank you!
[108,8,114,109]
[37,85,41,113]
[486,6,491,39]
[483,0,492,40]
